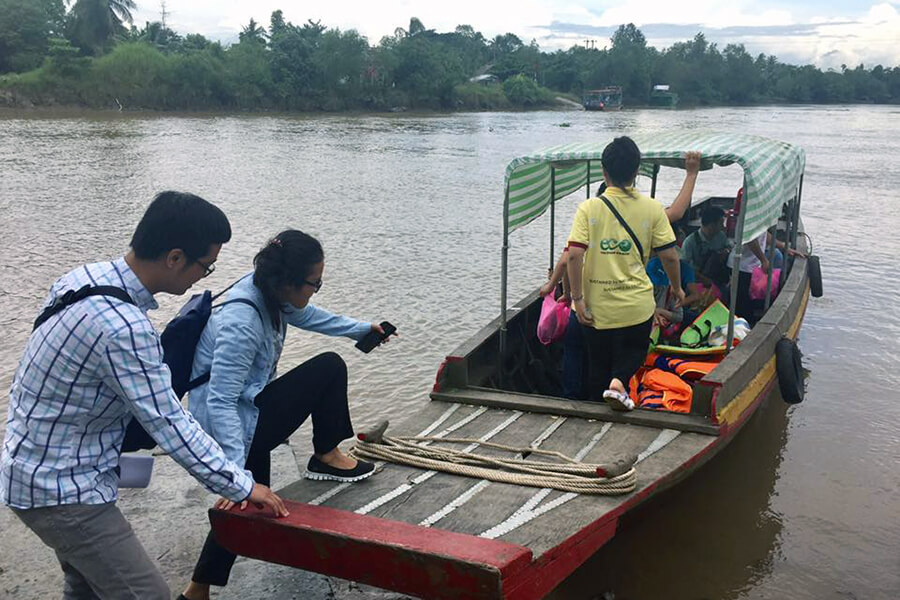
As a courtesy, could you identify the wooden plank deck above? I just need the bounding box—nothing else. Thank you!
[276,400,717,560]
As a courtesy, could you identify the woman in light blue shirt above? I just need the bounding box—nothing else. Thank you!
[182,229,387,600]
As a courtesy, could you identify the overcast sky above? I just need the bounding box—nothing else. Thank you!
[134,1,900,70]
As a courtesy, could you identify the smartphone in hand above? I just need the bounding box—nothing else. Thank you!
[355,321,397,353]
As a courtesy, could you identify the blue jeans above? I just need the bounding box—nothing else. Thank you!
[562,310,587,400]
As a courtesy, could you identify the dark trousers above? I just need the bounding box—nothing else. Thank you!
[191,351,354,586]
[561,310,588,400]
[582,318,653,402]
[735,270,763,325]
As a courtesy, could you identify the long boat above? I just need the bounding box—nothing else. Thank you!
[210,132,816,599]
[649,84,678,108]
[582,86,623,111]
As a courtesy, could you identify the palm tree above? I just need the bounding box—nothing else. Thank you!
[129,20,179,50]
[67,0,138,53]
[239,18,267,46]
[408,17,426,37]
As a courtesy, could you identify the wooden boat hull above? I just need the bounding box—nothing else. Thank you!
[648,93,678,108]
[211,254,810,599]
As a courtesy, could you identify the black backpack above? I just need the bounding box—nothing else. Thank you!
[33,283,262,451]
[159,290,262,398]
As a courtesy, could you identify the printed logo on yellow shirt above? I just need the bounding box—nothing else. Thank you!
[598,238,633,253]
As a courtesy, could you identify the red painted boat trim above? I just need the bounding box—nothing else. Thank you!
[210,501,532,600]
[433,355,463,393]
[710,386,721,425]
[506,516,619,600]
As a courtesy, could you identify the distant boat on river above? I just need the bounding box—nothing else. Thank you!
[649,84,679,108]
[582,86,623,111]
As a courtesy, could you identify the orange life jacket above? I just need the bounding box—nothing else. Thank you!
[633,368,693,413]
[652,355,720,381]
[629,367,648,399]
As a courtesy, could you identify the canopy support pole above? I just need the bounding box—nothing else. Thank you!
[587,161,592,199]
[499,186,510,384]
[790,175,803,251]
[549,166,557,272]
[788,176,803,274]
[784,197,794,277]
[764,224,777,311]
[726,179,748,352]
[650,164,660,198]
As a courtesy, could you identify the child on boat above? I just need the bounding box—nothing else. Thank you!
[682,205,732,289]
[647,254,709,339]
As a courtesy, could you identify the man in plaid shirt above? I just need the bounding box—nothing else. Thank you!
[1,191,288,599]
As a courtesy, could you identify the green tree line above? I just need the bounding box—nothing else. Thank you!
[1,1,898,111]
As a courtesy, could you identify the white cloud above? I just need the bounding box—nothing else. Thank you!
[591,0,793,29]
[732,2,900,67]
[808,3,900,67]
[867,1,899,21]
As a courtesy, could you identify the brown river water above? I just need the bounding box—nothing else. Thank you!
[0,106,897,599]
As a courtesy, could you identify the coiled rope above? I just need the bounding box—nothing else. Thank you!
[350,424,637,495]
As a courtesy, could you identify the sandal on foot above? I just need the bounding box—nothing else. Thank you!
[305,456,375,482]
[603,389,635,411]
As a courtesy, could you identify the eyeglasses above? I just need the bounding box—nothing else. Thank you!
[303,278,323,293]
[194,258,216,278]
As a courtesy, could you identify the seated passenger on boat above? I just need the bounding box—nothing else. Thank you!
[566,136,684,411]
[647,254,707,337]
[682,205,732,289]
[181,230,386,600]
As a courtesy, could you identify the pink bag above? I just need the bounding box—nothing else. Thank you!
[537,294,571,345]
[749,266,781,301]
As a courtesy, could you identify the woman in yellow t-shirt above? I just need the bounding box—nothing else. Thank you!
[566,136,685,410]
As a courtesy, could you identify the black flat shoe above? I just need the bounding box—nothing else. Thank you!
[304,455,375,482]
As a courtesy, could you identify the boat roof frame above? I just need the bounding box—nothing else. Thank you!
[584,86,623,94]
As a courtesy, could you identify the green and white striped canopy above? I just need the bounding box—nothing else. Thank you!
[504,131,806,244]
